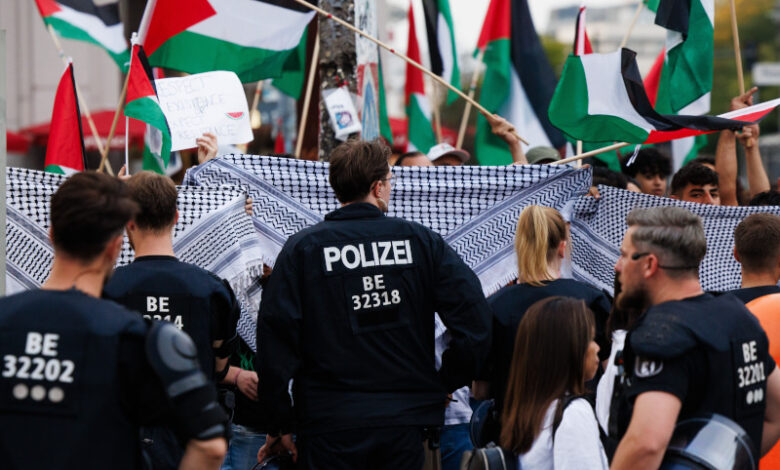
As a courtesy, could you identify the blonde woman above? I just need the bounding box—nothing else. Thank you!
[480,205,610,412]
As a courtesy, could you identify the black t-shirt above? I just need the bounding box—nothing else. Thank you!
[225,337,268,431]
[730,285,780,304]
[486,278,611,410]
[104,255,240,379]
[618,294,776,453]
[0,289,170,469]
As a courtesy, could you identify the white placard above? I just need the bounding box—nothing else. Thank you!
[324,87,362,141]
[155,71,253,151]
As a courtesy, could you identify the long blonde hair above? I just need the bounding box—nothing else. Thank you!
[515,205,568,286]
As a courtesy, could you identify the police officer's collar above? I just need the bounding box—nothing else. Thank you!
[325,202,384,220]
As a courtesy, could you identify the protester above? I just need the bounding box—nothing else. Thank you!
[478,205,610,414]
[103,171,241,469]
[486,114,528,164]
[749,190,780,206]
[669,163,721,205]
[254,139,491,469]
[500,297,608,469]
[0,172,227,469]
[716,87,771,206]
[592,167,629,191]
[610,206,780,469]
[394,150,433,166]
[434,316,476,470]
[620,148,671,197]
[595,275,640,443]
[525,146,562,165]
[730,213,780,303]
[427,143,470,166]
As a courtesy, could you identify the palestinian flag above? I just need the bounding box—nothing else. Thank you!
[142,124,167,174]
[405,4,436,153]
[45,63,86,174]
[138,0,315,83]
[125,44,171,170]
[647,0,714,168]
[272,28,309,99]
[421,0,460,104]
[549,49,780,146]
[34,0,129,71]
[378,57,394,145]
[474,0,565,165]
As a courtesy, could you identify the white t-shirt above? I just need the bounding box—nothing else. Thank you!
[517,399,609,470]
[435,314,473,425]
[596,329,627,433]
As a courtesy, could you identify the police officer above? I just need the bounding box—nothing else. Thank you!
[102,171,241,468]
[255,139,491,469]
[0,172,227,469]
[610,206,780,469]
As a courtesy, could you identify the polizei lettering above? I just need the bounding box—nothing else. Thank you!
[323,240,413,272]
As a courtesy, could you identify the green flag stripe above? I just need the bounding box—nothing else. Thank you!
[45,17,129,71]
[407,94,436,153]
[149,30,296,83]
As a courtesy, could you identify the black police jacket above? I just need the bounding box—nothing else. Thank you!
[104,255,240,380]
[256,203,492,436]
[614,293,775,455]
[0,290,166,469]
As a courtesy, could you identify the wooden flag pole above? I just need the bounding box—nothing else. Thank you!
[97,72,129,173]
[553,142,630,166]
[295,33,320,159]
[250,80,264,129]
[291,0,529,145]
[619,1,645,49]
[431,80,443,143]
[456,49,485,148]
[46,25,114,174]
[729,0,745,94]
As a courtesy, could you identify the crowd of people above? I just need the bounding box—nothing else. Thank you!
[4,87,780,470]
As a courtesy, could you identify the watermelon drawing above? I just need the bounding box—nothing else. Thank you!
[226,112,244,120]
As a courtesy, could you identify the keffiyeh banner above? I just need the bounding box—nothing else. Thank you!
[5,168,264,324]
[569,186,780,294]
[184,155,593,347]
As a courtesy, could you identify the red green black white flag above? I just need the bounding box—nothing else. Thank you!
[45,62,86,174]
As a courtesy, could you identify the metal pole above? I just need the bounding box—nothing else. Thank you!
[0,30,7,295]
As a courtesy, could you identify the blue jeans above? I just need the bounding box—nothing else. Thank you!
[440,423,472,470]
[221,424,276,470]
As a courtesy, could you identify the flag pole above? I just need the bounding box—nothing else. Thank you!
[124,116,130,174]
[619,1,644,49]
[46,25,114,175]
[431,81,443,144]
[97,73,129,173]
[456,49,484,149]
[729,0,745,94]
[553,142,631,166]
[250,80,264,129]
[295,33,320,159]
[292,0,529,145]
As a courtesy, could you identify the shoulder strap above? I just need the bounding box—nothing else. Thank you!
[552,395,582,438]
[552,394,618,463]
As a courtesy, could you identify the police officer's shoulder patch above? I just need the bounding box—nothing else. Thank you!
[634,356,664,378]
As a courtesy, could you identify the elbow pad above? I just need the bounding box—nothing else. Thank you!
[145,322,227,440]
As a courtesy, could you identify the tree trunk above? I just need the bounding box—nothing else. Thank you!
[318,0,357,161]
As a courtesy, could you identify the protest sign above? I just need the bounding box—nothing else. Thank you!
[156,71,253,151]
[323,87,362,141]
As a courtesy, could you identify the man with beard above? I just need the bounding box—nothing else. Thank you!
[609,206,780,469]
[254,139,491,470]
[103,171,241,469]
[0,172,228,469]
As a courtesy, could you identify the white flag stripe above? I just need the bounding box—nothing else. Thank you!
[501,67,551,151]
[189,0,314,51]
[437,14,455,84]
[53,3,127,53]
[583,51,655,134]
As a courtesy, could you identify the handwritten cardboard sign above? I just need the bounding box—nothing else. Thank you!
[156,71,253,151]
